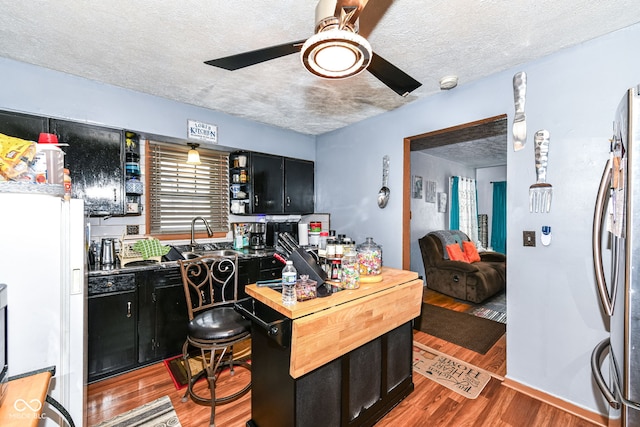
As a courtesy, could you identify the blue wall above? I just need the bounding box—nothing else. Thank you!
[316,22,640,418]
[0,57,316,160]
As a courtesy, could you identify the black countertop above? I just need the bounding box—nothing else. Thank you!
[88,246,278,277]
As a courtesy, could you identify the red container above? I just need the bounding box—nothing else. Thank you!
[309,221,322,232]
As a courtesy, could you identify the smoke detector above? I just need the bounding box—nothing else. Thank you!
[439,75,458,90]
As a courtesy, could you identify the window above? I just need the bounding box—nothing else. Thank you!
[146,141,229,238]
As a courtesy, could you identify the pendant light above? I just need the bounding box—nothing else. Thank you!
[186,143,201,165]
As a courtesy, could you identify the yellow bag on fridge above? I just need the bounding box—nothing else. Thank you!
[0,133,36,180]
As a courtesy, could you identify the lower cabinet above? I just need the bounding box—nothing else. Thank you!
[88,274,137,383]
[248,317,414,427]
[88,256,279,382]
[138,267,188,365]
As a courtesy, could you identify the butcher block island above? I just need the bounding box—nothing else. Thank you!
[238,267,423,427]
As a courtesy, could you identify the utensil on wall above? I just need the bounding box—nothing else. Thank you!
[513,71,527,151]
[529,130,552,213]
[377,155,390,208]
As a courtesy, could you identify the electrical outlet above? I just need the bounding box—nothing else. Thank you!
[523,230,536,247]
[126,225,139,235]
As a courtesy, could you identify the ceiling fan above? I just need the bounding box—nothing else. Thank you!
[204,0,422,97]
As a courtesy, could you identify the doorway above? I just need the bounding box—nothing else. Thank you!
[402,115,507,358]
[402,114,507,272]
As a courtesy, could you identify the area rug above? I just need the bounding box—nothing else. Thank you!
[465,291,506,324]
[412,341,491,399]
[415,303,506,354]
[93,395,181,427]
[163,354,206,390]
[164,340,251,390]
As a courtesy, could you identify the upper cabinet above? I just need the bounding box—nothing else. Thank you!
[52,120,125,216]
[230,151,314,215]
[252,152,285,214]
[0,110,48,141]
[284,157,314,214]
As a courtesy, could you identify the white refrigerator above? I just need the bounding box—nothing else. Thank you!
[591,85,640,426]
[0,193,86,426]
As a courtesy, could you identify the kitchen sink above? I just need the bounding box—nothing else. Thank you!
[181,249,241,259]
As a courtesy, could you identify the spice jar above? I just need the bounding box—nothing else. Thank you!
[239,169,247,183]
[340,249,359,289]
[357,237,383,282]
[326,238,336,258]
[330,260,341,280]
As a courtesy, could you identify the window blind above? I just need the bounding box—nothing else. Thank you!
[147,141,229,235]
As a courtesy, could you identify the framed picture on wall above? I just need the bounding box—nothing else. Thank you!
[412,175,423,199]
[438,192,447,212]
[425,180,436,203]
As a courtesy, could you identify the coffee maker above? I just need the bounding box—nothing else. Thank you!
[249,223,266,250]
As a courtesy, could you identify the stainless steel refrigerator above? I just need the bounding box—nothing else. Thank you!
[591,85,640,426]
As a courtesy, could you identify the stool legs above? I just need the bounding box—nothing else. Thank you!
[181,338,251,427]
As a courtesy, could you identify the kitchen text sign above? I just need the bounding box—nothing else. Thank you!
[187,120,218,144]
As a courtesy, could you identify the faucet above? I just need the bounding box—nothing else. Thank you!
[190,217,214,252]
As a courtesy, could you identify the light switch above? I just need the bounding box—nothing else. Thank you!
[523,230,536,247]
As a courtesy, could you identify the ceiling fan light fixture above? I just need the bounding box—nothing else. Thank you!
[186,143,201,165]
[301,29,371,79]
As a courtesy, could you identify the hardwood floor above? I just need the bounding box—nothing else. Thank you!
[87,288,597,426]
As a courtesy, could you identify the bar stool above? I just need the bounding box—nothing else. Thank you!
[178,254,251,427]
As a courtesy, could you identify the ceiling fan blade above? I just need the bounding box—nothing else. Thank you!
[357,0,392,38]
[334,0,370,27]
[367,52,422,97]
[204,40,306,70]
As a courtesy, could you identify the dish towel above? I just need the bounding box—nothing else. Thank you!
[133,238,171,259]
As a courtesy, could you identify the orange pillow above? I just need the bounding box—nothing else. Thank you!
[462,241,481,263]
[446,243,469,263]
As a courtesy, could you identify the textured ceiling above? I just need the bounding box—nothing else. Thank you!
[0,1,639,137]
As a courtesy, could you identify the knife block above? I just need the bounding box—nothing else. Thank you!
[289,247,327,286]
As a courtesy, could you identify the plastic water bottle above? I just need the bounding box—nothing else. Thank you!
[282,260,297,306]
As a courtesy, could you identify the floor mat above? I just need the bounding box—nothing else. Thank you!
[163,340,251,390]
[412,341,492,399]
[415,303,505,354]
[465,291,506,324]
[92,395,181,427]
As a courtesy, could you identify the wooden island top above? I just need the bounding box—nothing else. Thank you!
[246,267,423,378]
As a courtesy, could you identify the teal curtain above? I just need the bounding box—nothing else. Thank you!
[450,176,460,229]
[491,181,507,254]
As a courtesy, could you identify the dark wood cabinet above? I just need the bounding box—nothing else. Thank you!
[138,267,188,364]
[51,120,125,216]
[284,157,314,214]
[251,152,284,214]
[231,151,314,215]
[88,274,137,382]
[258,256,283,281]
[247,309,414,427]
[238,258,259,297]
[0,110,48,141]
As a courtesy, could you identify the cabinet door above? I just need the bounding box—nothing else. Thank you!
[238,258,259,296]
[251,153,283,214]
[284,158,314,214]
[88,291,137,382]
[139,268,188,363]
[51,120,124,216]
[0,110,48,141]
[154,281,188,360]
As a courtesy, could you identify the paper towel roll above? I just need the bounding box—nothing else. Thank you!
[298,223,309,246]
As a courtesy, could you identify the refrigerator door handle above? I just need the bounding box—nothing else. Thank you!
[592,158,616,317]
[591,338,621,409]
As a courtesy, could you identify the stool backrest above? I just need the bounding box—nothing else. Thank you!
[178,255,239,320]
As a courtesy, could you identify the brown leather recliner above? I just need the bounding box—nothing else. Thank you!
[419,230,506,303]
